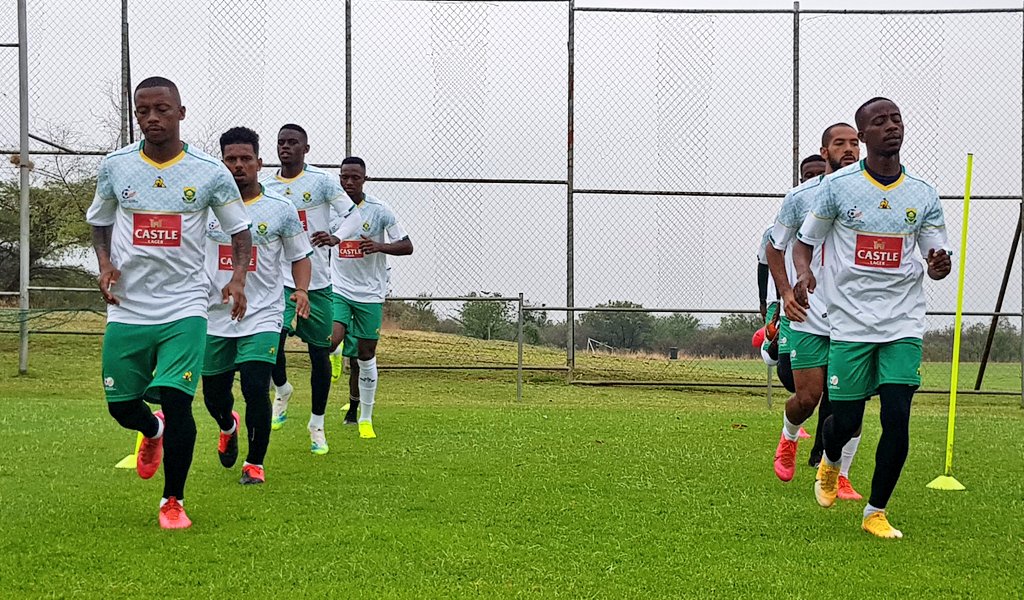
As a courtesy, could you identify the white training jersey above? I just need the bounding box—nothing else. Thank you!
[757,226,777,301]
[798,160,949,343]
[86,141,251,326]
[331,194,408,304]
[205,186,312,338]
[770,176,830,337]
[262,165,347,291]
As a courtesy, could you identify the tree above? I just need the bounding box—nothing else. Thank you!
[459,292,514,340]
[577,300,656,351]
[718,313,763,334]
[651,313,701,352]
[384,296,439,331]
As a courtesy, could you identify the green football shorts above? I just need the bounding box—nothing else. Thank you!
[332,292,383,343]
[202,331,282,376]
[283,286,333,348]
[101,316,207,403]
[827,338,923,401]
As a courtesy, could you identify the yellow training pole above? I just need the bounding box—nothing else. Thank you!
[927,154,972,491]
[114,432,144,469]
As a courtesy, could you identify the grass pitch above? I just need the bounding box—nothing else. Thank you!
[1,331,1023,598]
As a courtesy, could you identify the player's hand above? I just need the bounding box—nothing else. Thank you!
[291,289,310,319]
[311,231,339,247]
[782,290,807,323]
[927,248,952,280]
[792,271,816,310]
[359,235,384,255]
[97,264,121,305]
[222,279,247,320]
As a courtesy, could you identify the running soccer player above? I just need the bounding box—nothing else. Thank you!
[202,127,312,485]
[768,126,864,498]
[794,98,951,538]
[312,156,413,440]
[263,124,350,455]
[86,77,252,529]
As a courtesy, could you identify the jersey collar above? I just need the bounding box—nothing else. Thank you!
[275,164,307,183]
[861,159,906,191]
[243,184,265,206]
[139,140,187,170]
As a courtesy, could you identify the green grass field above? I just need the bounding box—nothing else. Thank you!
[2,330,1023,598]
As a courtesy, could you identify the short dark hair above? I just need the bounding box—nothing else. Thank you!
[855,97,895,129]
[800,154,826,170]
[341,156,366,171]
[134,76,181,104]
[280,123,307,139]
[219,126,260,156]
[821,122,855,148]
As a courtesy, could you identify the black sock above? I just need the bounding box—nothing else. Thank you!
[308,345,331,417]
[108,399,160,438]
[822,398,865,464]
[158,388,197,501]
[869,384,915,509]
[810,390,832,458]
[271,330,289,387]
[239,361,273,466]
[202,371,237,432]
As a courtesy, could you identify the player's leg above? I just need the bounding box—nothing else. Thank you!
[809,389,829,467]
[862,338,922,539]
[343,328,360,425]
[349,299,383,439]
[837,417,864,500]
[148,317,207,529]
[102,322,165,479]
[299,288,336,454]
[773,329,827,482]
[272,287,298,429]
[234,331,278,484]
[776,352,795,394]
[201,335,240,469]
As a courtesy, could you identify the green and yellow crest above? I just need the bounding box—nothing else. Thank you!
[257,222,269,235]
[302,191,312,203]
[905,208,918,224]
[362,222,371,232]
[182,186,197,203]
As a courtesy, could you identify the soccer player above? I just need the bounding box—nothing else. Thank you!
[202,127,313,485]
[794,98,951,538]
[263,124,350,455]
[86,77,252,529]
[768,125,865,499]
[312,156,413,440]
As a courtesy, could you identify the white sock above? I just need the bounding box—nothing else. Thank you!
[222,420,237,435]
[276,381,292,396]
[242,461,262,469]
[357,357,378,423]
[330,345,344,356]
[308,413,325,430]
[864,504,884,519]
[159,497,183,508]
[782,413,801,442]
[840,435,861,478]
[151,414,165,439]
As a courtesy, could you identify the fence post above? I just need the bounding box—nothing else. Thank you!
[345,0,353,157]
[17,0,29,375]
[566,0,576,382]
[120,0,131,146]
[792,1,800,187]
[517,293,524,402]
[1020,3,1023,410]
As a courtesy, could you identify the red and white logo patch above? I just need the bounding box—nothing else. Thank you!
[133,213,181,247]
[855,235,902,269]
[297,210,308,232]
[337,240,363,259]
[218,244,258,271]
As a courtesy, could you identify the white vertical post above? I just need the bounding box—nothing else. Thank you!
[17,0,30,375]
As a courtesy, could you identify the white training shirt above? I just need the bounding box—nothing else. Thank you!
[262,165,347,291]
[798,160,949,343]
[331,194,408,304]
[205,186,312,338]
[770,176,830,337]
[757,226,777,301]
[86,141,251,325]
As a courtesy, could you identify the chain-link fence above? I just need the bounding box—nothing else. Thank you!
[3,2,1023,399]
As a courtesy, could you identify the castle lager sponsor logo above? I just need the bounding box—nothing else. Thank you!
[298,210,309,231]
[338,240,363,259]
[855,234,902,268]
[218,244,258,271]
[133,213,181,246]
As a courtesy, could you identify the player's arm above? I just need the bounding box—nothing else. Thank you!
[757,261,769,320]
[209,171,253,320]
[283,207,314,318]
[793,183,836,309]
[313,202,362,247]
[919,192,952,280]
[769,195,806,321]
[85,158,120,305]
[360,206,413,256]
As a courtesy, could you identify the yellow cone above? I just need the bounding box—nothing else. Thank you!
[114,432,143,469]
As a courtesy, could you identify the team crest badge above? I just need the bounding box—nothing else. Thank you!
[878,198,890,210]
[183,371,193,382]
[302,191,312,203]
[905,208,918,224]
[257,222,269,235]
[182,186,197,203]
[362,222,371,232]
[153,176,166,188]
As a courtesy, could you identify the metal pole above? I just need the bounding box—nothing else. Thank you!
[120,0,130,147]
[345,0,352,157]
[975,216,1021,389]
[566,0,576,382]
[1020,4,1023,410]
[792,1,800,187]
[17,0,29,374]
[766,365,773,409]
[517,293,524,402]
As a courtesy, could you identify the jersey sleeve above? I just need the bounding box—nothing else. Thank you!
[85,158,118,226]
[770,190,800,251]
[757,229,771,264]
[331,203,364,240]
[208,169,250,235]
[917,191,950,257]
[383,204,409,241]
[797,179,837,246]
[280,205,314,263]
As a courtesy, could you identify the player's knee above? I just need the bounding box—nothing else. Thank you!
[357,340,377,361]
[794,388,822,412]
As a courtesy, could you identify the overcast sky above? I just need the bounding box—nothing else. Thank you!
[2,1,1022,327]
